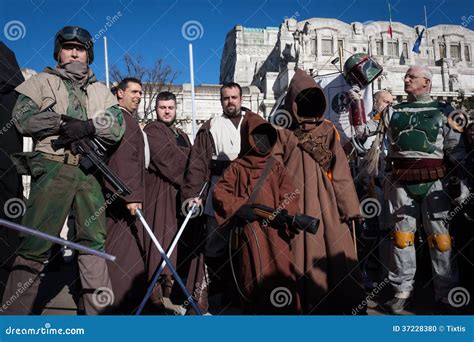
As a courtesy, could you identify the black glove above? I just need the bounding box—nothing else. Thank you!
[59,115,96,141]
[235,204,258,222]
[291,213,319,235]
[51,136,73,151]
[271,208,290,228]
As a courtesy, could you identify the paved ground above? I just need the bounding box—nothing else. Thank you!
[35,252,470,316]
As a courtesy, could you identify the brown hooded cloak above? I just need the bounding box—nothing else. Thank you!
[143,121,191,290]
[213,114,301,314]
[273,69,365,314]
[105,108,147,314]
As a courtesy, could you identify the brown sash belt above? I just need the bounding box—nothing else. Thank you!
[392,158,445,182]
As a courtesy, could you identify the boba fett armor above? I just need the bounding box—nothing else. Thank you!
[385,94,468,312]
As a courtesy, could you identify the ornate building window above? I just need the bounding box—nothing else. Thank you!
[376,40,383,55]
[387,41,399,57]
[440,43,447,58]
[338,39,344,55]
[450,44,461,60]
[464,44,471,61]
[322,38,333,56]
[402,42,409,59]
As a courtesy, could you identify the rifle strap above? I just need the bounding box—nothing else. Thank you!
[248,157,275,204]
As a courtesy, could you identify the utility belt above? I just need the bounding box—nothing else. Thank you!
[391,158,445,182]
[41,152,80,166]
[210,159,231,176]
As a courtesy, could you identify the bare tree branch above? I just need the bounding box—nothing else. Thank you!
[111,53,178,121]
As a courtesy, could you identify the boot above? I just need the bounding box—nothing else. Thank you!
[77,254,113,315]
[1,255,45,315]
[384,291,412,314]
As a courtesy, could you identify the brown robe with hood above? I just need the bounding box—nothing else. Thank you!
[105,108,147,314]
[213,114,301,314]
[143,121,191,287]
[273,69,365,314]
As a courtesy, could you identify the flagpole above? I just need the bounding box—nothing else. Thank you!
[388,2,393,39]
[424,5,430,64]
[104,36,109,88]
[189,43,197,141]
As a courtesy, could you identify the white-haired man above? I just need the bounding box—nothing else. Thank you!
[384,65,468,313]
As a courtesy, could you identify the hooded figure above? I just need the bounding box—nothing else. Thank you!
[0,41,24,299]
[213,114,301,314]
[0,42,24,212]
[273,69,365,314]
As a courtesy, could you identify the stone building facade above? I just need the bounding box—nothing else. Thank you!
[144,18,474,136]
[219,18,473,116]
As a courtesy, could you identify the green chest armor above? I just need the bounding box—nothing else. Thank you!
[389,102,445,200]
[389,103,443,154]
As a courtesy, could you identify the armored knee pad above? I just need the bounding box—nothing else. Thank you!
[428,233,452,252]
[393,231,415,249]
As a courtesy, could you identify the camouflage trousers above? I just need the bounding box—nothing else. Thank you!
[19,159,107,261]
[2,158,112,315]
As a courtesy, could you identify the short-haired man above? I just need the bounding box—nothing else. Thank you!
[143,91,193,310]
[181,82,262,309]
[384,65,468,313]
[105,77,147,314]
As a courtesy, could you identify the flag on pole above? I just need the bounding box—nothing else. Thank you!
[412,29,424,54]
[388,3,393,38]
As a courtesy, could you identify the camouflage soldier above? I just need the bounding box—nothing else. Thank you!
[2,26,125,315]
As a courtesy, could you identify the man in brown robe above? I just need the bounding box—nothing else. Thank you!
[272,69,365,314]
[213,114,301,314]
[143,91,192,310]
[181,82,262,309]
[105,77,147,314]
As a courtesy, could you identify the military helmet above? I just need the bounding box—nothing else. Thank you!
[54,26,94,64]
[343,53,383,88]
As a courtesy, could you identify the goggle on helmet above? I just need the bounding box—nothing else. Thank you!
[54,26,94,64]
